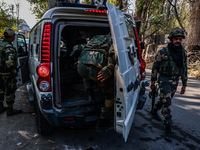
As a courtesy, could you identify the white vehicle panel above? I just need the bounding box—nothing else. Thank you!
[107,2,140,142]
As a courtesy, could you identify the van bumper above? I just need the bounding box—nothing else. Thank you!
[41,105,101,127]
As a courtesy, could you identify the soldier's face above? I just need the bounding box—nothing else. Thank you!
[172,36,182,46]
[10,35,15,42]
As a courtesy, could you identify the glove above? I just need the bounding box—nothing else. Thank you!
[150,82,156,89]
[97,64,114,82]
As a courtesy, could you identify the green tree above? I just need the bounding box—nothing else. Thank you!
[27,0,49,19]
[134,0,190,41]
[82,0,92,4]
[0,2,17,38]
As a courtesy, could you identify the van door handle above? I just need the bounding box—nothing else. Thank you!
[127,82,134,92]
[132,46,136,57]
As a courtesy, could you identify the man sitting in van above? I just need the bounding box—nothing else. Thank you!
[77,33,115,131]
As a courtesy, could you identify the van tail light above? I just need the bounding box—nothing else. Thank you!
[134,27,146,80]
[38,22,51,92]
[86,9,107,13]
[37,63,51,92]
[41,22,51,63]
[65,117,75,121]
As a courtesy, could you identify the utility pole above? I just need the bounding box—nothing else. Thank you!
[16,3,19,28]
[11,5,14,16]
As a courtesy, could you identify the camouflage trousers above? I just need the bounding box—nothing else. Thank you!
[154,76,179,126]
[0,75,17,108]
[77,63,114,119]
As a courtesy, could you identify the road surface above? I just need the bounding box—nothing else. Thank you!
[0,69,200,150]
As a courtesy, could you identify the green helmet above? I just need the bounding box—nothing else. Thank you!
[168,27,185,39]
[4,28,15,37]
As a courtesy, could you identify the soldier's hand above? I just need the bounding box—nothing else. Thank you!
[12,69,18,77]
[180,86,186,94]
[150,83,156,89]
[97,65,114,82]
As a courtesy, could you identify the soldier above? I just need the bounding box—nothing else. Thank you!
[150,27,187,142]
[77,33,115,131]
[0,28,21,116]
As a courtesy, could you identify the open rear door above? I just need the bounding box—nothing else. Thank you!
[107,3,141,142]
[13,33,30,88]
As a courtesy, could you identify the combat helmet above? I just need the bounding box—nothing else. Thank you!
[168,27,185,39]
[4,28,15,37]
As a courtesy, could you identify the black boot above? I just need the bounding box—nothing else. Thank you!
[96,105,114,132]
[165,124,172,142]
[7,107,22,116]
[150,108,161,121]
[96,118,113,132]
[87,88,95,103]
[0,102,6,113]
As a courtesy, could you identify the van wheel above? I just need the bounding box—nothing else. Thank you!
[34,93,53,135]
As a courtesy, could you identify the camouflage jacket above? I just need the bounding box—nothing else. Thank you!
[0,39,18,76]
[78,34,115,69]
[151,46,187,86]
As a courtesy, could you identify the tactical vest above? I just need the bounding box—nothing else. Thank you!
[0,40,14,73]
[159,47,187,77]
[78,34,112,69]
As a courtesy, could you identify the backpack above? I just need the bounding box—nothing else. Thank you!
[86,33,112,51]
[78,34,113,68]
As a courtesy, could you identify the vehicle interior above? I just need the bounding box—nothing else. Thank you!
[57,23,112,107]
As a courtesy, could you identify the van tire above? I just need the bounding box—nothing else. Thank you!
[33,91,53,135]
[35,104,53,135]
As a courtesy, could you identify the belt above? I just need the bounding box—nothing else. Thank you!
[0,72,12,76]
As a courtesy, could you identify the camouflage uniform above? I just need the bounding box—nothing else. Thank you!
[77,33,115,120]
[60,42,87,70]
[0,29,19,115]
[151,47,187,125]
[151,27,187,141]
[0,38,18,108]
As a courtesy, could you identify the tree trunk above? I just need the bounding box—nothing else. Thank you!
[186,0,200,51]
[133,0,144,36]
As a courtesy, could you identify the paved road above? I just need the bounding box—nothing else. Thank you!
[0,69,200,150]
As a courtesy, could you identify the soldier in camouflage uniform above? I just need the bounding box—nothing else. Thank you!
[150,27,187,142]
[77,33,115,130]
[0,28,21,116]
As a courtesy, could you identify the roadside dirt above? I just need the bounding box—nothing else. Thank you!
[0,86,37,150]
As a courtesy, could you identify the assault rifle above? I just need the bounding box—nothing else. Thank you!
[149,84,159,111]
[4,58,28,85]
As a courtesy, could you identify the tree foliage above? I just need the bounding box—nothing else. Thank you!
[27,0,49,19]
[134,0,191,41]
[0,2,23,39]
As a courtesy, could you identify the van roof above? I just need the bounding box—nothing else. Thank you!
[42,4,107,19]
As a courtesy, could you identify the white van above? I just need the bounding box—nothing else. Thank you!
[23,2,147,142]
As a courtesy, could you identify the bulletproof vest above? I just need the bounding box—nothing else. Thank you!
[159,47,187,77]
[78,34,112,68]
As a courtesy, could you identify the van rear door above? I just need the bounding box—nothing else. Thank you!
[107,3,141,142]
[13,33,29,88]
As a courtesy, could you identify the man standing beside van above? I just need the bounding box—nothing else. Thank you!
[77,33,115,131]
[0,28,21,116]
[150,27,187,142]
